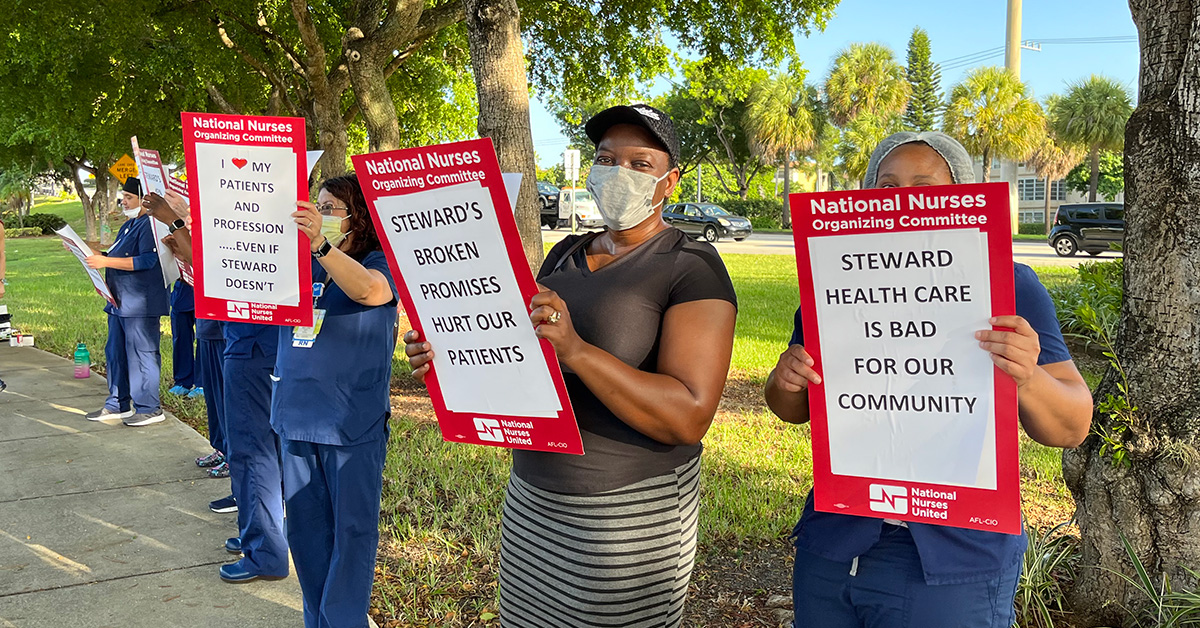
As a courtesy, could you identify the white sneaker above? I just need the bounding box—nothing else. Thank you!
[85,407,135,422]
[123,411,165,427]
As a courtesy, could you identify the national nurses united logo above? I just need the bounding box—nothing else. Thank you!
[474,418,506,443]
[227,301,251,319]
[869,484,908,515]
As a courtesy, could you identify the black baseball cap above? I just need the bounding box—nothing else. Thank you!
[585,104,680,168]
[121,177,142,196]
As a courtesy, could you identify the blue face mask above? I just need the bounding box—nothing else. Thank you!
[585,165,669,231]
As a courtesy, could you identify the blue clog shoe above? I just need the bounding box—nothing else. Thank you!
[218,559,286,584]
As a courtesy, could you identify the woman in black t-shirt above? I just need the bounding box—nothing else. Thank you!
[405,104,737,627]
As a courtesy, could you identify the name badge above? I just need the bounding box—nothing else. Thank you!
[292,309,326,348]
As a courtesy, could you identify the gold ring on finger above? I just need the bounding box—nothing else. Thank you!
[548,311,562,324]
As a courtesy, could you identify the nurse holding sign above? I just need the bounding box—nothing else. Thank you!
[766,132,1093,628]
[271,175,399,627]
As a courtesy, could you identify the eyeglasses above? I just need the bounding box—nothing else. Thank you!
[316,202,349,216]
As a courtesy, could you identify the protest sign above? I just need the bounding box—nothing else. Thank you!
[790,182,1020,534]
[131,138,182,288]
[181,112,311,326]
[352,139,582,455]
[54,225,116,307]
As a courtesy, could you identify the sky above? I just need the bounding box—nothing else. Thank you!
[528,0,1140,168]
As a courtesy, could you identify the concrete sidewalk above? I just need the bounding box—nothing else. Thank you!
[0,344,301,627]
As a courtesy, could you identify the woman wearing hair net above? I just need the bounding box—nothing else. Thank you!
[765,132,1094,627]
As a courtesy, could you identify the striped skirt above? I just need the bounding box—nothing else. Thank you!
[498,456,701,628]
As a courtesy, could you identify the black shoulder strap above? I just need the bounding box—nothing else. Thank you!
[552,231,601,273]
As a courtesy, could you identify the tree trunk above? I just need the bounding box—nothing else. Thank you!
[1088,147,1101,202]
[781,157,792,229]
[290,0,349,180]
[981,148,992,183]
[95,162,115,245]
[1044,176,1053,235]
[463,0,543,271]
[67,160,98,241]
[1063,2,1200,626]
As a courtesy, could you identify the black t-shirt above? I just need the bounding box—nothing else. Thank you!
[511,228,738,494]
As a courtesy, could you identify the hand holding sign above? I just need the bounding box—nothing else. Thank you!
[772,345,823,394]
[976,315,1041,387]
[529,288,585,364]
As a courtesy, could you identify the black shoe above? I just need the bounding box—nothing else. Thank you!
[209,495,237,514]
[224,537,242,554]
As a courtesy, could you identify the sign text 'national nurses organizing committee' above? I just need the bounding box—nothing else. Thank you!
[181,113,311,326]
[353,138,582,455]
[790,182,1021,534]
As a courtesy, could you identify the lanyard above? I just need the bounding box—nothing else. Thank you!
[312,276,334,309]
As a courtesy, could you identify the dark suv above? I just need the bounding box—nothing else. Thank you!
[1048,203,1124,257]
[663,203,752,242]
[538,181,562,228]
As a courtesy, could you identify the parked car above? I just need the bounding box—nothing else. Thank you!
[663,202,752,242]
[554,188,604,229]
[1048,202,1125,257]
[537,181,562,228]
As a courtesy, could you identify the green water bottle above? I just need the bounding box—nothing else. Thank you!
[73,343,91,379]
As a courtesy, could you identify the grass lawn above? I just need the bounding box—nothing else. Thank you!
[5,224,1089,626]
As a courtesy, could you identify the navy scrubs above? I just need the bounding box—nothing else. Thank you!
[788,264,1073,628]
[170,280,197,389]
[272,251,397,628]
[223,322,288,578]
[197,319,226,453]
[102,214,169,414]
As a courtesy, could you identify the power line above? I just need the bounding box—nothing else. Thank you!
[935,35,1137,72]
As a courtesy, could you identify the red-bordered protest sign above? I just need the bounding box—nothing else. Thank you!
[790,182,1020,534]
[352,138,582,455]
[131,138,183,288]
[181,113,311,326]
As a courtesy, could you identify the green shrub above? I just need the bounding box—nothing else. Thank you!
[22,213,67,235]
[4,227,43,238]
[1046,259,1123,343]
[1019,222,1048,235]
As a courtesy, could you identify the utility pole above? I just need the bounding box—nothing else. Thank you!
[1005,0,1022,80]
[1003,0,1022,235]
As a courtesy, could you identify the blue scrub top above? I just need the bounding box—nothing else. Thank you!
[788,263,1073,585]
[171,279,195,312]
[196,318,225,341]
[271,251,399,447]
[223,322,279,361]
[104,215,169,318]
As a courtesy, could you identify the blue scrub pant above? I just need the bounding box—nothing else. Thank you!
[281,429,388,628]
[104,314,162,414]
[224,346,288,577]
[197,337,227,453]
[170,308,196,388]
[792,525,1021,628]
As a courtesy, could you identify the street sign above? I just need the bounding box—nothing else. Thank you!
[563,149,580,181]
[109,154,138,183]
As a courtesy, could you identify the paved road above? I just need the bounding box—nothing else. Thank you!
[0,345,302,627]
[542,228,1123,268]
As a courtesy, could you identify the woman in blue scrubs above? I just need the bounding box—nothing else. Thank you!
[84,178,169,427]
[273,175,398,628]
[765,132,1094,628]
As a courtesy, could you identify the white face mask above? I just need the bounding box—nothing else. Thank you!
[585,165,669,231]
[123,208,140,218]
[320,215,350,247]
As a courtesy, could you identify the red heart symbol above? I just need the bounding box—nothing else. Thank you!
[232,158,248,169]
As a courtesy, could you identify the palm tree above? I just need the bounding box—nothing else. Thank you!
[942,67,1044,183]
[838,112,903,185]
[825,43,911,127]
[1029,96,1087,233]
[745,74,818,228]
[1049,75,1133,202]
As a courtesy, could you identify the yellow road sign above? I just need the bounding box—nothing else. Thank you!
[109,154,138,183]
